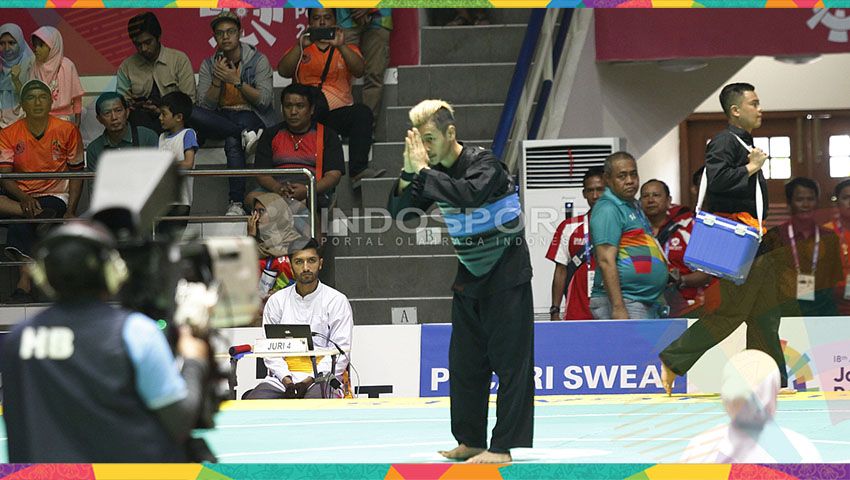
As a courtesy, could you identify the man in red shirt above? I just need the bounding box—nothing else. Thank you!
[277,8,384,189]
[249,82,344,223]
[640,178,715,318]
[546,167,605,320]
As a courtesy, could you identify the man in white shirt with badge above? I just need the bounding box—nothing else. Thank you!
[244,238,353,399]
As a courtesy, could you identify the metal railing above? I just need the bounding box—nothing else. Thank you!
[0,167,318,265]
[492,9,573,173]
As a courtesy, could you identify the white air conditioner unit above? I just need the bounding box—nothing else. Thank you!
[520,137,623,317]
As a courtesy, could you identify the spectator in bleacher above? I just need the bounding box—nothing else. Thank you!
[28,26,83,126]
[118,12,196,133]
[194,11,278,216]
[156,92,197,240]
[824,179,850,315]
[250,83,344,214]
[589,152,668,320]
[277,8,385,190]
[546,167,605,321]
[86,92,158,171]
[247,192,302,299]
[0,79,83,303]
[761,177,841,317]
[337,9,392,125]
[640,178,714,317]
[244,238,352,399]
[0,23,33,128]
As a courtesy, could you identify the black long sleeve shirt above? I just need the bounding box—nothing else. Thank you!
[387,145,532,298]
[703,124,769,219]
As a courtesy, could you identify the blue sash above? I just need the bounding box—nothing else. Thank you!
[442,193,522,238]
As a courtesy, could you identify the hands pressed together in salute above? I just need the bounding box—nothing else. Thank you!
[398,128,431,191]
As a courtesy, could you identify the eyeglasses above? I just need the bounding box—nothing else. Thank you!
[214,28,239,39]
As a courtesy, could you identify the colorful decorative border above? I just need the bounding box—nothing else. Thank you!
[0,1,841,9]
[2,2,848,478]
[2,463,849,479]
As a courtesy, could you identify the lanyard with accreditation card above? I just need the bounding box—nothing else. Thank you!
[788,223,819,302]
[583,215,594,297]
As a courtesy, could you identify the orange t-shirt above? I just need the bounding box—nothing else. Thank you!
[289,43,362,110]
[220,82,248,108]
[0,117,83,203]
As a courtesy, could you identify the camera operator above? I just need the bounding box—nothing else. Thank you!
[0,219,211,462]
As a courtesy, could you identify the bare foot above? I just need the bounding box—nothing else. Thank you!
[660,361,676,396]
[466,450,512,464]
[439,443,485,461]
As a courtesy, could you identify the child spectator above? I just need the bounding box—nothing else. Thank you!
[28,26,83,126]
[157,91,197,239]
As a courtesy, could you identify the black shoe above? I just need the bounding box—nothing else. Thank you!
[4,246,32,263]
[8,288,34,304]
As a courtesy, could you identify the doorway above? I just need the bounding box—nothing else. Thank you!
[680,111,850,227]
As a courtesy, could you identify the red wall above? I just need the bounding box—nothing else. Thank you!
[2,8,419,76]
[596,9,850,61]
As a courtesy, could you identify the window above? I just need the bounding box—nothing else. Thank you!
[753,136,791,179]
[829,135,850,178]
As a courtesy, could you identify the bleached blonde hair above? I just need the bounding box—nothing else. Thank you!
[408,99,455,131]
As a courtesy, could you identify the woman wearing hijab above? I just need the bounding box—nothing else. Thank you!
[0,23,34,128]
[28,26,84,125]
[681,350,821,463]
[247,192,307,299]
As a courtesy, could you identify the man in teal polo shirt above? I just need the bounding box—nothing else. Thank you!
[589,151,669,319]
[86,92,158,171]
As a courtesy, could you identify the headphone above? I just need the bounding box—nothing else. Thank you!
[29,220,129,299]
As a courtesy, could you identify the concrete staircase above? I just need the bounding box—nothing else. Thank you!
[0,10,535,325]
[329,9,533,325]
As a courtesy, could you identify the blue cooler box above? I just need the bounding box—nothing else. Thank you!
[683,211,760,285]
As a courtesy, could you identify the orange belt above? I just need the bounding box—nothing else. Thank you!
[715,212,766,234]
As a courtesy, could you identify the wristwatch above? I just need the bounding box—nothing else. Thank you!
[549,306,560,315]
[400,170,417,182]
[234,81,244,89]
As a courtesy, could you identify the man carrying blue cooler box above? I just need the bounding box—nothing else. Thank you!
[658,82,789,394]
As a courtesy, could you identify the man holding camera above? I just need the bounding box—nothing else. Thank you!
[277,8,384,189]
[194,11,279,216]
[244,238,353,399]
[0,220,210,462]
